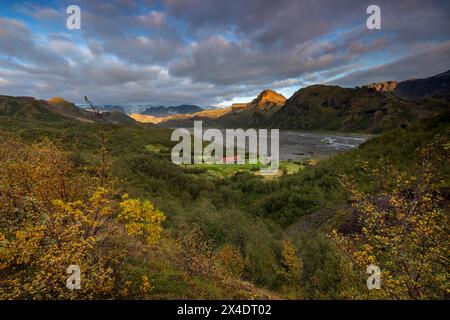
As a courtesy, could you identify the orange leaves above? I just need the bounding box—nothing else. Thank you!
[139,275,154,295]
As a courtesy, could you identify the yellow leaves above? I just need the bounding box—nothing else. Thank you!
[5,225,47,265]
[0,135,167,299]
[216,244,245,278]
[331,136,450,299]
[2,184,166,298]
[118,198,166,245]
[139,275,154,294]
[279,240,303,284]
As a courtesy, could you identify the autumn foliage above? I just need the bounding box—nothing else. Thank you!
[0,136,165,299]
[332,136,449,299]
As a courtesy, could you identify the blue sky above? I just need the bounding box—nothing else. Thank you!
[0,0,449,106]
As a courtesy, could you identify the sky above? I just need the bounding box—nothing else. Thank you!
[0,0,449,107]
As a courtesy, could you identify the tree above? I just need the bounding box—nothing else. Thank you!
[0,137,165,299]
[332,136,449,299]
[279,240,303,295]
[215,244,245,278]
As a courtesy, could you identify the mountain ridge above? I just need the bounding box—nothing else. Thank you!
[0,96,136,124]
[141,104,203,117]
[134,70,449,133]
[366,69,450,100]
[2,70,449,133]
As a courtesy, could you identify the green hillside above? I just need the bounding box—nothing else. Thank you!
[269,85,448,133]
[1,99,448,299]
[0,95,136,124]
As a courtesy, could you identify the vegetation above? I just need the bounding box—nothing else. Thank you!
[332,136,449,299]
[0,108,448,299]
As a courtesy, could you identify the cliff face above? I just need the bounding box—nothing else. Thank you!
[367,70,450,100]
[248,89,286,111]
[215,89,286,127]
[367,81,399,93]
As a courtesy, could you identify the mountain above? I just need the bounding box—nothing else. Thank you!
[216,89,286,127]
[269,84,447,133]
[141,105,203,117]
[129,77,448,133]
[0,96,135,124]
[135,89,286,127]
[47,96,98,122]
[0,96,91,123]
[50,97,136,124]
[96,105,126,113]
[368,70,450,100]
[130,108,231,125]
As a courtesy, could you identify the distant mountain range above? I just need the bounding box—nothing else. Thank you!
[1,70,449,133]
[93,105,126,113]
[130,89,286,126]
[130,70,449,133]
[78,103,207,116]
[141,105,203,117]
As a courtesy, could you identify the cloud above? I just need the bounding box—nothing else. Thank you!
[0,0,449,105]
[331,41,450,87]
[0,17,67,66]
[168,33,386,85]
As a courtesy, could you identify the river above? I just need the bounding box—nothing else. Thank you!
[183,127,369,161]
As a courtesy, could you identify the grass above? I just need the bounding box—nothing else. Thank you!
[280,161,303,174]
[182,162,261,177]
[182,160,304,178]
[145,143,170,154]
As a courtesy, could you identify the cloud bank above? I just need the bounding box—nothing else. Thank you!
[0,0,449,105]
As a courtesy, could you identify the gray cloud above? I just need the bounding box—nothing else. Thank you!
[0,0,449,105]
[331,41,450,87]
[168,32,387,85]
[0,18,67,66]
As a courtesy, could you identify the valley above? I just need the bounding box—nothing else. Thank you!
[1,0,449,304]
[0,69,448,300]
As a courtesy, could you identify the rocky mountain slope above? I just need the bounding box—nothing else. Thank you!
[132,89,286,127]
[368,70,450,100]
[269,84,448,133]
[268,69,450,133]
[216,89,286,127]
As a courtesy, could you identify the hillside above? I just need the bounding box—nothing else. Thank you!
[132,106,233,126]
[269,84,447,133]
[0,91,448,300]
[129,70,449,133]
[0,96,136,124]
[216,89,286,127]
[0,96,87,123]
